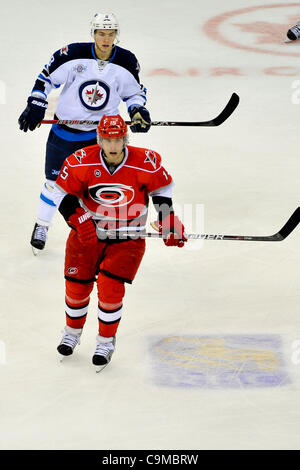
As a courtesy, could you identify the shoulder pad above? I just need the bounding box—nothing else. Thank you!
[113,46,140,82]
[127,146,162,171]
[67,145,99,166]
[143,148,162,170]
[48,43,94,74]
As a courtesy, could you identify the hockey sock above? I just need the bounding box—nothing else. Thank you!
[97,274,125,336]
[65,298,89,329]
[37,180,57,226]
[98,303,122,337]
[65,281,93,329]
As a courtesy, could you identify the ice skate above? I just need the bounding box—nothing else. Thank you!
[287,21,300,40]
[93,335,116,372]
[57,326,82,359]
[30,223,48,254]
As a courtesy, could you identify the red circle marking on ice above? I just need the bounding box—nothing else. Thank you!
[203,3,300,57]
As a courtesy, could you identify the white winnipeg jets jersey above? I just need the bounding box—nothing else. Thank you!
[31,42,147,132]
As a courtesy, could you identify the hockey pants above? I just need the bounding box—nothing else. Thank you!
[64,230,146,337]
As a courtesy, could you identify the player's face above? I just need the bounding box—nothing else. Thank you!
[102,138,125,164]
[94,29,116,57]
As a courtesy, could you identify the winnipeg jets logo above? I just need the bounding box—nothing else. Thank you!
[79,80,110,111]
[86,84,104,104]
[89,183,135,207]
[144,150,157,169]
[73,148,86,163]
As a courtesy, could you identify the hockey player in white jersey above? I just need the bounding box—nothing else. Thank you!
[18,13,151,252]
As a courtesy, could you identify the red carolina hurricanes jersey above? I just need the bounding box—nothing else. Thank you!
[55,144,173,233]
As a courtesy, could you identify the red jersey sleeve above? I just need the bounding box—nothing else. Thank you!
[55,150,87,196]
[140,149,173,195]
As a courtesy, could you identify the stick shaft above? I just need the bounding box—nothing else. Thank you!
[40,93,239,127]
[143,233,280,241]
[116,208,300,242]
[40,119,230,126]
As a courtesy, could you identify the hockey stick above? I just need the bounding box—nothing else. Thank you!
[132,207,299,242]
[40,93,239,127]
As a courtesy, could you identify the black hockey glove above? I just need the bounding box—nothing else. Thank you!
[128,105,151,133]
[18,96,48,132]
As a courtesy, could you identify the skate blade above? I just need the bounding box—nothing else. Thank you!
[58,354,73,364]
[31,246,39,256]
[58,354,65,363]
[95,363,109,373]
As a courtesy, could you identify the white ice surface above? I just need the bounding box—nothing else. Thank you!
[0,0,299,450]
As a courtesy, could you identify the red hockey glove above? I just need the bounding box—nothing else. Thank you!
[68,208,98,246]
[151,213,187,248]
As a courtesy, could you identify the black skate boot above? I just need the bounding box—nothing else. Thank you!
[93,335,116,368]
[30,223,48,251]
[287,22,300,40]
[57,326,82,356]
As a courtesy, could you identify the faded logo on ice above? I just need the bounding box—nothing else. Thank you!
[150,335,290,388]
[203,4,300,57]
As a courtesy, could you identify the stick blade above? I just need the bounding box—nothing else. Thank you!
[210,92,240,126]
[149,93,240,127]
[277,207,300,240]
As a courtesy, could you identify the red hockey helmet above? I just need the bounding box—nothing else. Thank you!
[97,114,128,139]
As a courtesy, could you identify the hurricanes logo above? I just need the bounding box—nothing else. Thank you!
[89,183,135,207]
[144,150,158,169]
[73,148,86,163]
[68,267,78,275]
[79,80,110,111]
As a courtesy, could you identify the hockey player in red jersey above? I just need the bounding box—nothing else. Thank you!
[18,12,151,253]
[53,114,187,368]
